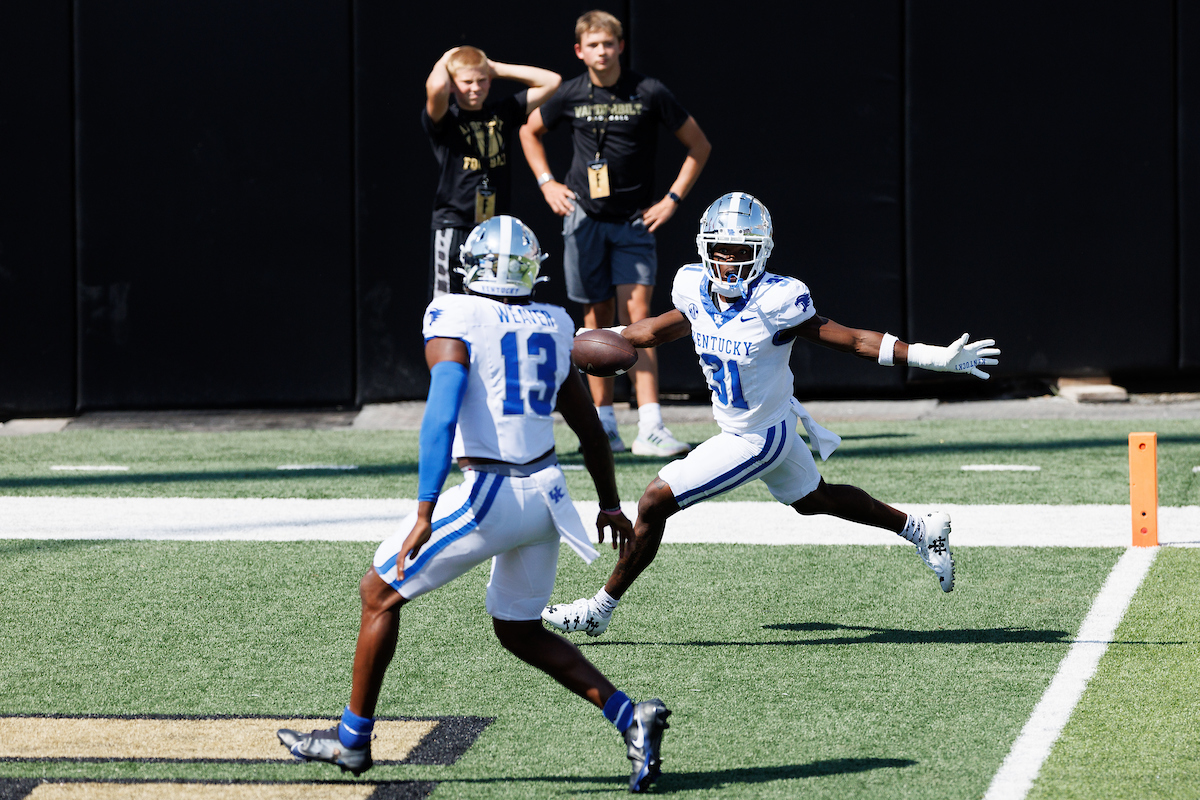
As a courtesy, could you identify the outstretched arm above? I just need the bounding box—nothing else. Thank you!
[621,309,692,348]
[488,61,561,114]
[791,316,1000,380]
[556,366,633,550]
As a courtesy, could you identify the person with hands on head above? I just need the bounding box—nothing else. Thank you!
[520,10,711,458]
[543,192,1001,638]
[423,46,560,299]
[277,215,670,794]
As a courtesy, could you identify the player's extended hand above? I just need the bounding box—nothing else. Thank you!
[540,181,576,216]
[595,509,634,555]
[641,196,678,232]
[907,333,1001,380]
[397,517,434,580]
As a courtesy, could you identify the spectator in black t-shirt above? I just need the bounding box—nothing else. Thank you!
[424,47,560,299]
[520,11,710,458]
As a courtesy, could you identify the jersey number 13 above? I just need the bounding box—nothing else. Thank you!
[500,331,559,416]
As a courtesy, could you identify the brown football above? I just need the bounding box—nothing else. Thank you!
[571,329,638,377]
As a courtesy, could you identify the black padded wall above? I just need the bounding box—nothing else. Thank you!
[907,1,1177,379]
[75,1,355,409]
[354,1,628,403]
[0,3,75,417]
[1180,0,1200,370]
[631,1,905,396]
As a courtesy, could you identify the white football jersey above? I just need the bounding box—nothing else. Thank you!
[672,265,817,432]
[422,293,575,463]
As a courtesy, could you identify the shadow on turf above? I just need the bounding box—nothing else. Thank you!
[439,757,916,792]
[584,621,1071,648]
[761,621,1069,645]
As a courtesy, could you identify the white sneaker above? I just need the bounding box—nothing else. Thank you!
[632,425,690,457]
[606,427,627,454]
[542,596,612,636]
[917,511,954,592]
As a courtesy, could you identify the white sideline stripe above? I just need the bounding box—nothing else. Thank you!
[275,464,358,470]
[1193,465,1200,473]
[1,497,1199,546]
[982,546,1158,800]
[961,464,1041,472]
[49,465,129,471]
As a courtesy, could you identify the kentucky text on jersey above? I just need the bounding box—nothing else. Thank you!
[691,331,754,357]
[491,304,560,328]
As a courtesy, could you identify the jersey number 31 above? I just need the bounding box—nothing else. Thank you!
[700,354,749,409]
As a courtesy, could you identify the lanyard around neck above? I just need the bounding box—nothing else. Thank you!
[587,82,610,160]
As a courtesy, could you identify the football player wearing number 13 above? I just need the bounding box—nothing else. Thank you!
[543,192,1001,637]
[278,216,670,793]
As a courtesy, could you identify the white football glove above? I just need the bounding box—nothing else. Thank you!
[907,333,1000,380]
[575,325,627,337]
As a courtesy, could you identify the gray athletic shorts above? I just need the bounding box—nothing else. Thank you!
[561,204,657,304]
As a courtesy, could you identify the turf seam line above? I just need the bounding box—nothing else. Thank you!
[981,545,1158,800]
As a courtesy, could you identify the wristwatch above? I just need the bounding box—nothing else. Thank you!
[537,172,554,187]
[667,191,682,204]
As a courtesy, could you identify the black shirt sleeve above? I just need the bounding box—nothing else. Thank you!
[644,77,690,132]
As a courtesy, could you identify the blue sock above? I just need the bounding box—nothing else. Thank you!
[338,706,374,749]
[603,691,635,733]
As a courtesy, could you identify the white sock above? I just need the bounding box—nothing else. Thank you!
[898,514,924,545]
[637,402,662,436]
[597,405,617,434]
[593,587,619,615]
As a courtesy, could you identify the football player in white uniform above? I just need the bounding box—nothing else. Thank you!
[278,216,670,793]
[544,192,1000,636]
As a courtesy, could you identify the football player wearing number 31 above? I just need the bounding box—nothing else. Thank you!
[543,192,1001,638]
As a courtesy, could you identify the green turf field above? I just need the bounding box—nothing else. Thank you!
[1,419,1198,505]
[1,418,1198,798]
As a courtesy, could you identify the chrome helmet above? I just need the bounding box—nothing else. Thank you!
[696,192,774,298]
[458,215,549,298]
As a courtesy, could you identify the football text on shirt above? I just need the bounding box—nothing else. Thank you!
[459,118,507,171]
[573,102,645,122]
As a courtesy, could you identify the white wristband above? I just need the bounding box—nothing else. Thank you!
[878,333,898,367]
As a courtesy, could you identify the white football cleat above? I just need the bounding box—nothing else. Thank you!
[632,425,690,457]
[542,596,612,636]
[916,511,955,592]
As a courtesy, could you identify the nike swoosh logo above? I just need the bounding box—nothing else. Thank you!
[739,315,755,322]
[629,720,645,748]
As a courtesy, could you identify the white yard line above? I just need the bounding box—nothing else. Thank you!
[982,546,1159,800]
[0,497,1197,546]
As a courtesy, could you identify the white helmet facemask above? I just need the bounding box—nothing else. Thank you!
[695,192,774,299]
[457,215,549,298]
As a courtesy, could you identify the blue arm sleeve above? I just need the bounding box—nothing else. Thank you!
[417,360,469,503]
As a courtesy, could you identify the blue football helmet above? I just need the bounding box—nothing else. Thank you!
[458,215,549,298]
[696,192,774,298]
